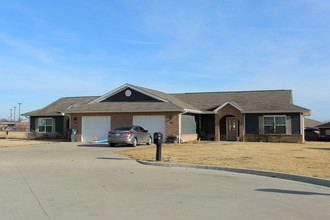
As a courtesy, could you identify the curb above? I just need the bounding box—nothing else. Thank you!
[136,160,330,188]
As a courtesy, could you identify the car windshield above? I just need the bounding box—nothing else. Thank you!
[113,126,133,131]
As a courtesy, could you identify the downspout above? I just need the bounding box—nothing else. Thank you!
[301,113,305,143]
[68,114,71,129]
[179,110,188,143]
[243,113,246,141]
[178,114,181,143]
[199,114,202,141]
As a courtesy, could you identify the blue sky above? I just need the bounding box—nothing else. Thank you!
[0,0,329,121]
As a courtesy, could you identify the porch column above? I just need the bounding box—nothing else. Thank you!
[215,118,220,141]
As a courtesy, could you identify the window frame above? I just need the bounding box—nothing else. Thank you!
[37,118,54,133]
[263,115,286,135]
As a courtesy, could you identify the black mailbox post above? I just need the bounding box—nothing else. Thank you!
[154,132,163,161]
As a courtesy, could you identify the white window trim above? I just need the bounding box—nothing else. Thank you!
[37,118,54,133]
[263,115,286,135]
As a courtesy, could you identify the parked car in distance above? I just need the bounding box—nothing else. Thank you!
[108,126,152,147]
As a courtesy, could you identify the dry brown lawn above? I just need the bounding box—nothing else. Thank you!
[118,141,330,179]
[0,131,55,147]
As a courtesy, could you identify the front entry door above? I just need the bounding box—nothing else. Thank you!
[226,117,238,141]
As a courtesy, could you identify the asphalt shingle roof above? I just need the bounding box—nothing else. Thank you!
[171,90,309,113]
[23,84,310,116]
[305,118,323,129]
[23,96,99,116]
[64,102,183,113]
[316,122,330,128]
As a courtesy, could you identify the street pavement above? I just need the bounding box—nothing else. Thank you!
[0,142,329,220]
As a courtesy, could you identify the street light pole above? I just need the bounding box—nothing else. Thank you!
[18,103,22,122]
[10,109,13,121]
[13,106,16,122]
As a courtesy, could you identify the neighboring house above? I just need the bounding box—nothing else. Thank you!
[0,121,16,130]
[23,84,311,143]
[304,118,323,141]
[316,122,330,141]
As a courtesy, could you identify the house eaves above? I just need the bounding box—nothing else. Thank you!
[63,109,185,113]
[242,110,311,116]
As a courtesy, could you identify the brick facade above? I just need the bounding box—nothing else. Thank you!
[215,104,244,141]
[244,134,303,143]
[69,108,305,143]
[70,112,180,142]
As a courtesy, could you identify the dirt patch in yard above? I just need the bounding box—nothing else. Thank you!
[117,141,330,179]
[0,132,59,147]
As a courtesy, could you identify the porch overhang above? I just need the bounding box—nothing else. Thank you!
[213,101,244,113]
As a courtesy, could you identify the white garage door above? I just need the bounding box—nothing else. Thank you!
[82,116,111,142]
[133,115,165,141]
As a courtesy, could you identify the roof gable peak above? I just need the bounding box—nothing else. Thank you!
[213,101,244,113]
[89,84,169,104]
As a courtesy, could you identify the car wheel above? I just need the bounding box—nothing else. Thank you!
[109,143,116,147]
[132,138,137,147]
[146,136,152,145]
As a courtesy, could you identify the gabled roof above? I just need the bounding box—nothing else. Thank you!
[171,90,310,114]
[316,122,330,129]
[213,101,244,112]
[23,84,311,116]
[22,96,99,116]
[305,118,323,129]
[132,84,200,112]
[89,84,170,103]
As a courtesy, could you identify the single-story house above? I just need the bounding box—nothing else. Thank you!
[23,83,311,143]
[304,118,323,141]
[316,122,330,141]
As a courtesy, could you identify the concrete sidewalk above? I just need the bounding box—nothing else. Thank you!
[1,143,330,219]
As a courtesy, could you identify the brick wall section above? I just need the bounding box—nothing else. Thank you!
[165,114,179,137]
[215,104,244,141]
[70,112,180,142]
[244,134,303,143]
[70,113,83,142]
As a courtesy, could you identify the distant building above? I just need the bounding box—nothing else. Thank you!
[0,121,16,130]
[316,122,330,141]
[304,118,323,141]
[0,119,29,131]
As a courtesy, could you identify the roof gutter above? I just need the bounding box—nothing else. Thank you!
[63,109,186,114]
[242,110,311,115]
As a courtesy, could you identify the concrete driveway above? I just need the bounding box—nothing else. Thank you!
[0,143,329,220]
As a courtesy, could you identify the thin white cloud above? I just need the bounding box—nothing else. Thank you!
[0,34,55,63]
[239,27,330,32]
[124,40,159,45]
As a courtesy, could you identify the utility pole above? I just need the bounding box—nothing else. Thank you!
[13,106,16,122]
[10,109,13,121]
[18,103,22,122]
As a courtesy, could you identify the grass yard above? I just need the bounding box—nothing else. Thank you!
[0,131,55,147]
[118,141,330,179]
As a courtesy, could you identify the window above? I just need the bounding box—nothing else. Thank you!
[38,118,54,132]
[264,116,286,134]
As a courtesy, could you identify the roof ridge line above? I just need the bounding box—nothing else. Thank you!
[171,89,292,95]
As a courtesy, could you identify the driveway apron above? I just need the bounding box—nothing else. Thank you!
[0,143,329,220]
